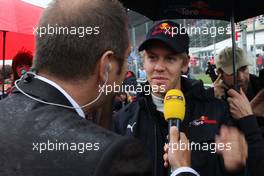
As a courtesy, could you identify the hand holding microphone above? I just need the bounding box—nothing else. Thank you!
[163,90,191,172]
[163,127,191,171]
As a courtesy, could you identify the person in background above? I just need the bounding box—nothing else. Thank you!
[214,47,262,99]
[113,92,128,114]
[0,65,13,98]
[11,49,33,85]
[122,70,138,101]
[212,47,264,135]
[123,71,137,88]
[138,66,147,81]
[205,62,217,82]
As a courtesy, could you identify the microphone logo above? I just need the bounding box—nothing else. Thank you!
[165,95,184,101]
[164,89,186,122]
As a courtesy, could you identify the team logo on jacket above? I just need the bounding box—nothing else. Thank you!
[127,122,137,133]
[189,116,217,127]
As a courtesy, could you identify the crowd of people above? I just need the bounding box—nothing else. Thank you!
[0,0,263,176]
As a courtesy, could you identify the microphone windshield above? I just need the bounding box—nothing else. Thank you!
[164,89,186,121]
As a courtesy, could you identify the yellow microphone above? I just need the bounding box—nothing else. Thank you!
[164,89,186,135]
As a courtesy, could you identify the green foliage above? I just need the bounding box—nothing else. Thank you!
[194,74,212,84]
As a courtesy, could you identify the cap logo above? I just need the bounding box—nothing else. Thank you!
[152,23,172,36]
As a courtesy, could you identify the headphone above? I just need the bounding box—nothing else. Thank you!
[14,63,112,110]
[106,62,112,72]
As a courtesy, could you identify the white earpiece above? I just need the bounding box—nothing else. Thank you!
[104,63,111,81]
[107,63,112,72]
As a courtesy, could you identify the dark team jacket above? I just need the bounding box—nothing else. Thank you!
[113,77,247,176]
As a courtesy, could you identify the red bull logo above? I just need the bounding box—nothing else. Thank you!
[152,22,172,36]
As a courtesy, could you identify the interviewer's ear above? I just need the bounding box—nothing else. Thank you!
[98,50,114,81]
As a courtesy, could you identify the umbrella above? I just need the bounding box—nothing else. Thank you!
[121,0,264,22]
[121,0,264,91]
[0,0,43,98]
[0,32,35,62]
[0,0,43,33]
